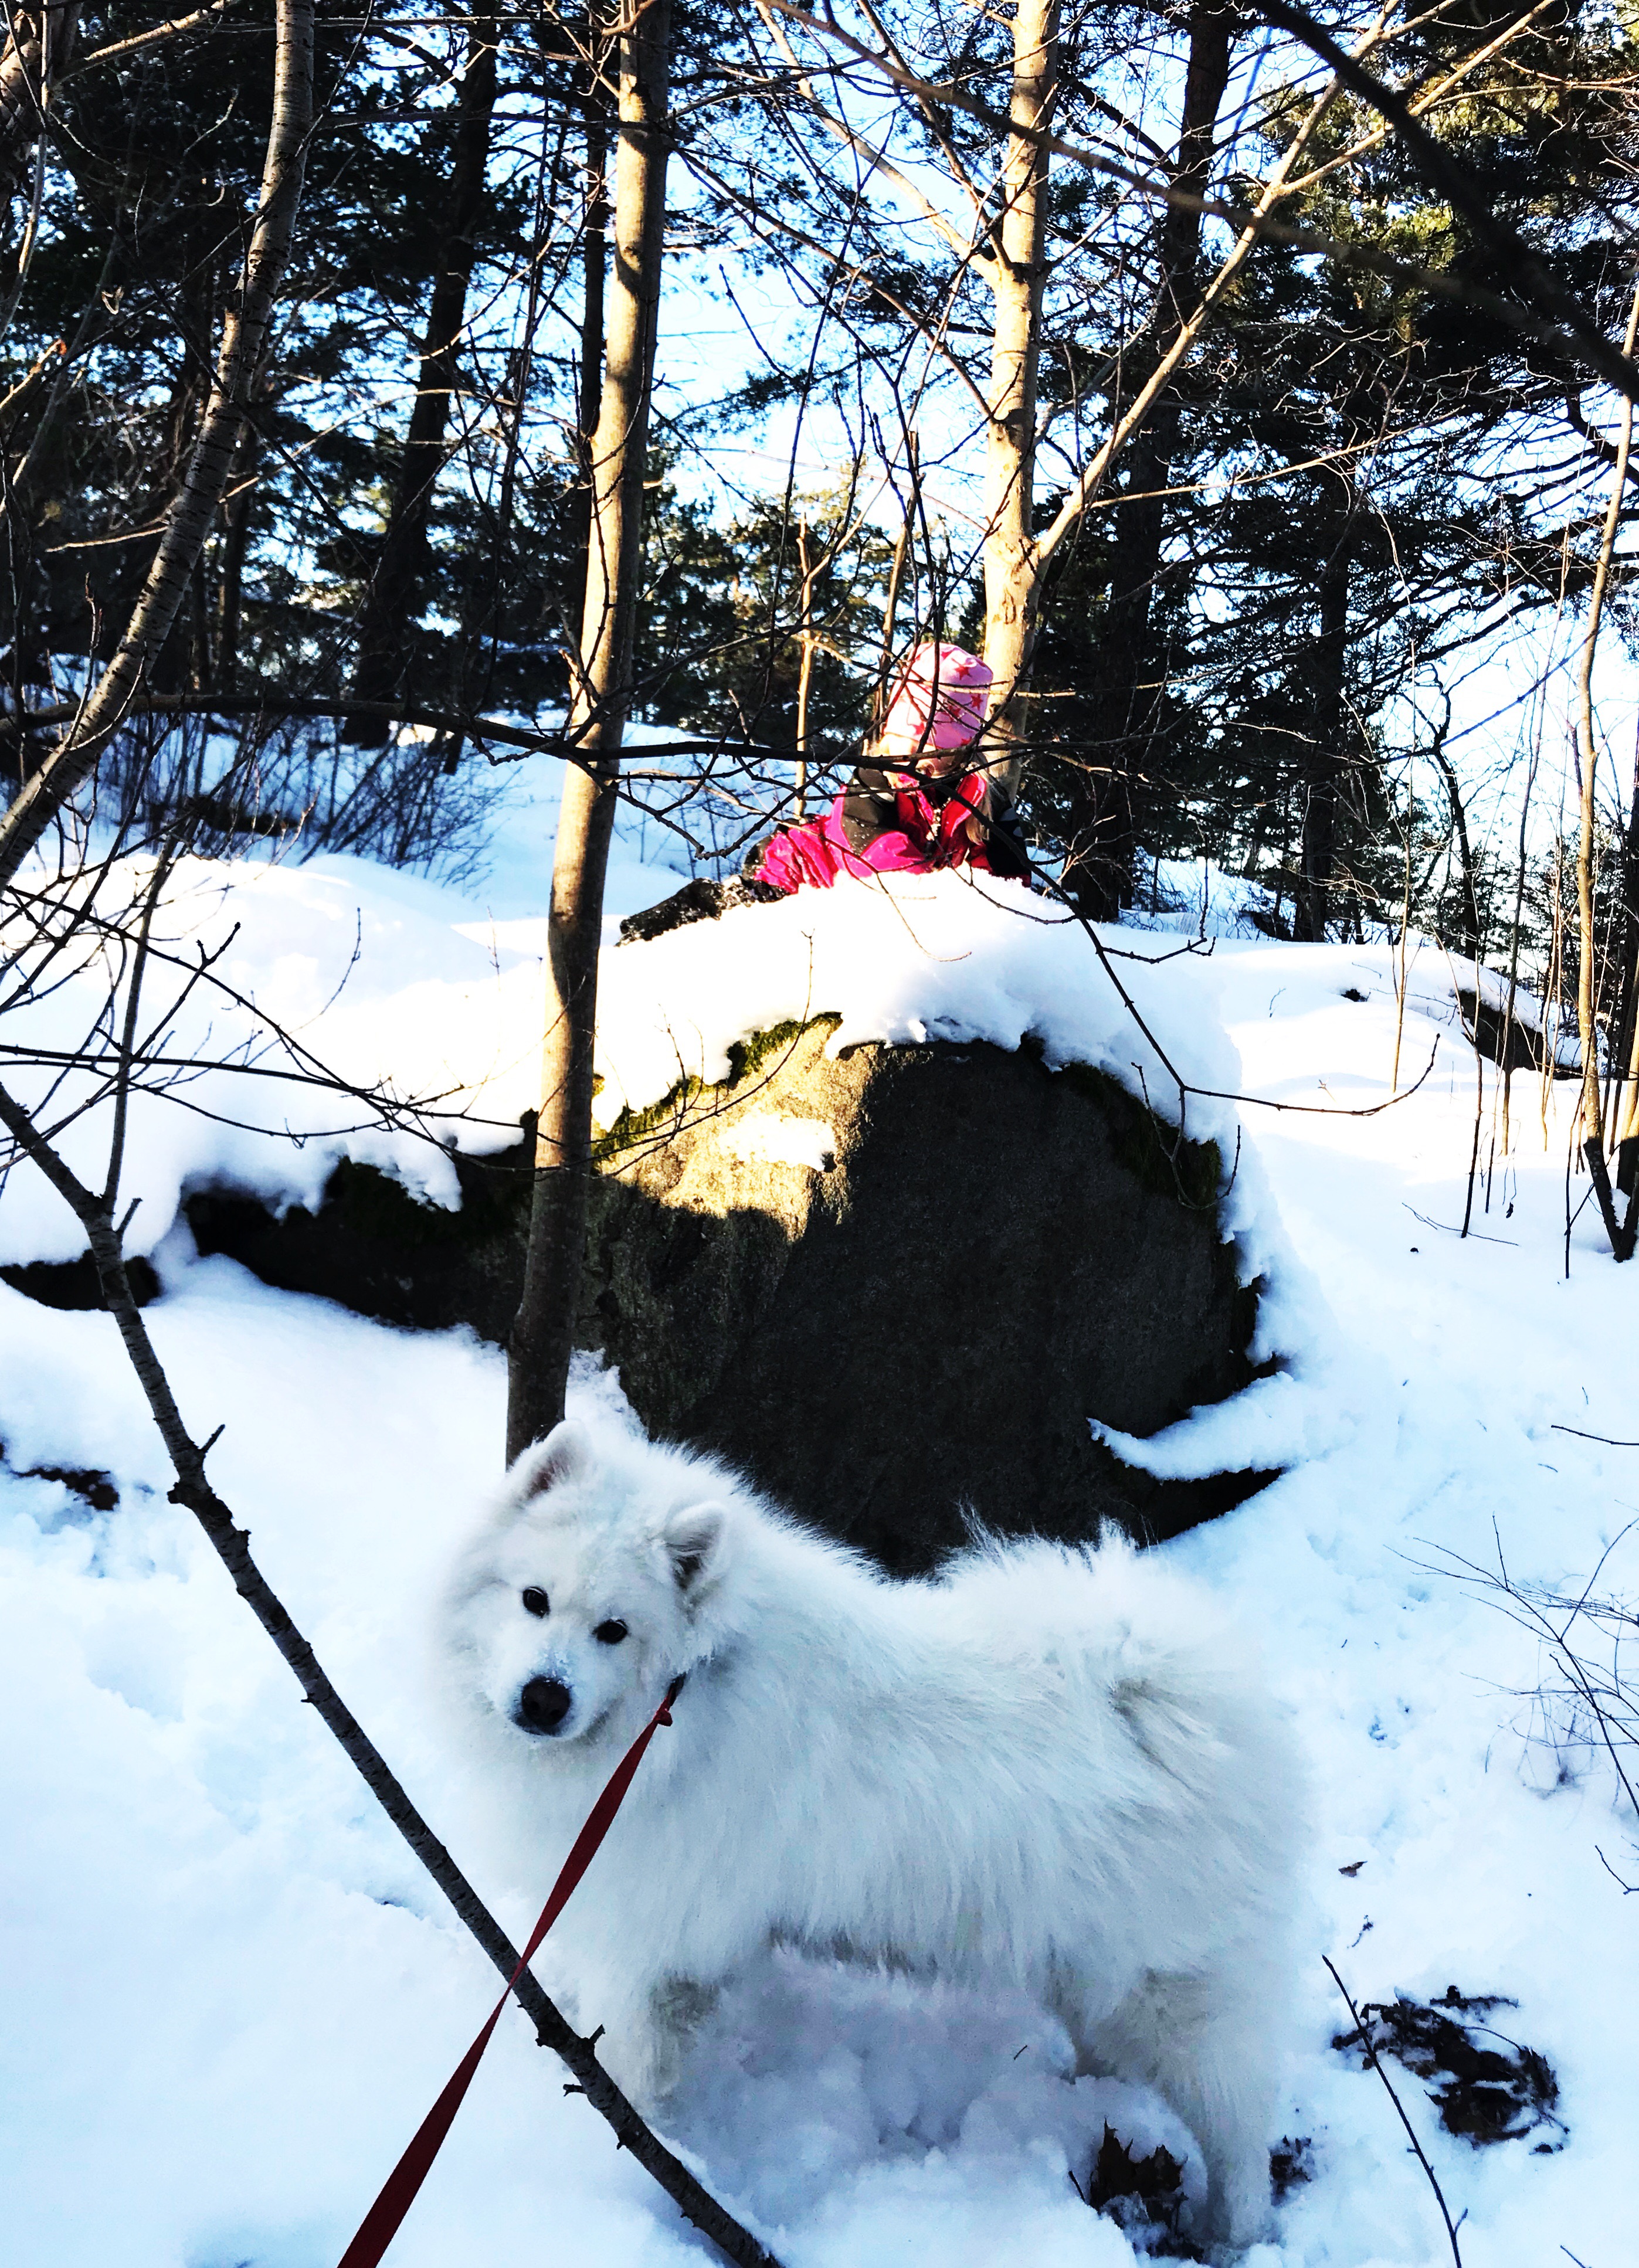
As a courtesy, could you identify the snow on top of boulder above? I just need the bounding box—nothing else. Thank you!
[0,849,1251,1268]
[593,870,1244,1156]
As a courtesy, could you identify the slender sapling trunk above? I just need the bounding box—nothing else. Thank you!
[1573,278,1639,1252]
[980,0,1056,798]
[507,0,672,1460]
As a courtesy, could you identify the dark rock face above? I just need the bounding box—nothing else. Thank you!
[179,1020,1272,1573]
[583,1024,1268,1573]
[0,1252,160,1312]
[186,1147,531,1343]
[1454,988,1572,1076]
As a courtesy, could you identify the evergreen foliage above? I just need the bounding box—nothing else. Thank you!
[2,0,1637,989]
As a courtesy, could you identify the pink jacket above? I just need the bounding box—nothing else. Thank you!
[756,772,996,895]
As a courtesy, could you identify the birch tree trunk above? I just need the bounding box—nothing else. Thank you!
[506,0,671,1461]
[347,10,498,737]
[569,13,611,624]
[0,0,313,892]
[979,0,1056,794]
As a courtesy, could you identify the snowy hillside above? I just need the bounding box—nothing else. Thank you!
[2,829,1636,2267]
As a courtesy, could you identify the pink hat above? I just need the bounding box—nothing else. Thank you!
[880,643,992,760]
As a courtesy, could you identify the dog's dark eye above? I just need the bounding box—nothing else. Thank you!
[521,1587,549,1618]
[593,1619,628,1645]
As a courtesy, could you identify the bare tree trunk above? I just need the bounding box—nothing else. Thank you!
[795,516,815,820]
[215,406,264,693]
[0,0,313,893]
[979,0,1056,793]
[347,10,498,739]
[1063,0,1234,919]
[1294,527,1351,942]
[1499,746,1539,1157]
[569,15,610,623]
[1573,277,1639,1252]
[506,0,671,1462]
[1542,825,1566,1155]
[975,1,1355,857]
[1605,722,1639,1167]
[0,1,80,213]
[1616,963,1639,1213]
[1428,721,1480,958]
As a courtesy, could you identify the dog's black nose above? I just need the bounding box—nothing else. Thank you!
[515,1676,573,1735]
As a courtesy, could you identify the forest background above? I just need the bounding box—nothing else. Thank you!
[6,0,1639,947]
[6,0,1639,1404]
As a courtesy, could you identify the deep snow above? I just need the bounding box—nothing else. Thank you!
[2,794,1636,2267]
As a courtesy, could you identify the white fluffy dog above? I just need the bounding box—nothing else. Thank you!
[442,1415,1307,2248]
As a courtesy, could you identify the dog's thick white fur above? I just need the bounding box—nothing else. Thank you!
[442,1415,1307,2248]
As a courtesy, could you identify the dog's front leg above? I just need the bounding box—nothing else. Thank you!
[581,1972,718,2109]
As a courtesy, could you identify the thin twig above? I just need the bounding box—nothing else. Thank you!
[1594,1847,1637,1894]
[0,1075,782,2268]
[1402,1204,1518,1248]
[1413,1524,1639,1828]
[1324,1957,1465,2268]
[103,840,178,1211]
[1027,865,1443,1121]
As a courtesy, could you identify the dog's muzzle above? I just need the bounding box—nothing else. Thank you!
[514,1676,573,1736]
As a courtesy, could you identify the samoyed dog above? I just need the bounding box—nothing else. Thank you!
[443,1414,1307,2248]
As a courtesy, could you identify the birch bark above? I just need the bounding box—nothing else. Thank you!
[980,0,1056,795]
[507,0,672,1458]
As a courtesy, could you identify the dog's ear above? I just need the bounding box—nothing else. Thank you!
[663,1502,726,1595]
[513,1420,591,1503]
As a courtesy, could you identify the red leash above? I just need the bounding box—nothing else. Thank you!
[337,1672,686,2268]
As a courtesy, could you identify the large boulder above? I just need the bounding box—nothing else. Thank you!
[185,1017,1270,1573]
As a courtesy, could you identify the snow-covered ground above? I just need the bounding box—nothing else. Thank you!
[3,806,1635,2267]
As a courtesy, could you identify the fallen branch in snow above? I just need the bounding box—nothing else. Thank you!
[0,1071,782,2268]
[1323,1957,1467,2267]
[1186,1033,1442,1119]
[1024,864,1445,1150]
[1402,1204,1518,1250]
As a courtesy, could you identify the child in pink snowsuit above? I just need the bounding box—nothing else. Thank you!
[754,643,1031,894]
[616,643,1029,948]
